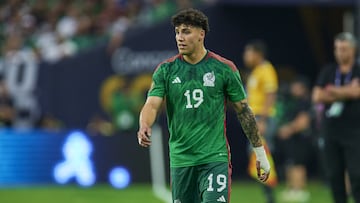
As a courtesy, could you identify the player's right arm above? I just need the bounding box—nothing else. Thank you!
[138,96,163,147]
[138,63,166,147]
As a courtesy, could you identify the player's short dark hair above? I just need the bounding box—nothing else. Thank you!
[245,40,268,58]
[335,32,357,47]
[293,75,310,90]
[171,8,210,34]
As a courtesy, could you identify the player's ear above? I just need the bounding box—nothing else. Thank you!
[199,29,205,42]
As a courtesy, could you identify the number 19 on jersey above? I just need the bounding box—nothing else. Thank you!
[184,89,204,109]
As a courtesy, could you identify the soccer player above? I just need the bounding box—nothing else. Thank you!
[313,32,360,203]
[137,8,270,203]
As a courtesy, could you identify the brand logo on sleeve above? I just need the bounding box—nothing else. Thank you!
[203,71,215,87]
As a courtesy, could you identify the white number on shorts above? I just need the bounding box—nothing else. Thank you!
[206,173,227,192]
[184,89,204,109]
[217,174,227,192]
[207,173,214,191]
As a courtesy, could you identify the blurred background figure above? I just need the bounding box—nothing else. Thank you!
[86,114,114,136]
[275,77,312,203]
[312,32,360,203]
[0,77,15,127]
[36,113,63,132]
[243,40,279,203]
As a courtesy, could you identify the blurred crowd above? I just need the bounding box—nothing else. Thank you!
[0,0,213,63]
[0,0,214,130]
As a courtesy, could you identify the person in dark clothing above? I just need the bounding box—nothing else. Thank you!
[277,77,312,202]
[312,32,360,203]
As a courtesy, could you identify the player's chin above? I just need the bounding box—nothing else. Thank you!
[178,49,189,55]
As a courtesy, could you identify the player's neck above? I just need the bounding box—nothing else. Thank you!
[253,59,266,68]
[183,47,207,64]
[339,60,354,74]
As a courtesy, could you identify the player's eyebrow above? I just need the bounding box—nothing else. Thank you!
[175,25,192,32]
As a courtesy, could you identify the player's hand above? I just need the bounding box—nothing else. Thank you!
[256,160,270,182]
[137,125,152,147]
[253,146,270,182]
[278,125,293,140]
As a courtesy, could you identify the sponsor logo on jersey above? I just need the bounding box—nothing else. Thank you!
[172,77,182,84]
[217,195,226,202]
[203,72,215,87]
[174,199,182,203]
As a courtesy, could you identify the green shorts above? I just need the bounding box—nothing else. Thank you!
[171,162,232,203]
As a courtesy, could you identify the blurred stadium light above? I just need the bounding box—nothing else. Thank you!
[109,166,131,189]
[53,131,95,187]
[0,130,150,187]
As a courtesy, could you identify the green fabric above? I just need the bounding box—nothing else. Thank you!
[171,162,230,203]
[148,51,246,167]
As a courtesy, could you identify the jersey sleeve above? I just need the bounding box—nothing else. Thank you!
[262,66,278,93]
[148,64,166,98]
[226,69,247,102]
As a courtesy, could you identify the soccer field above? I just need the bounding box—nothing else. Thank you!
[0,181,353,203]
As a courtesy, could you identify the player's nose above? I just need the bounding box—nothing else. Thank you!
[176,34,185,41]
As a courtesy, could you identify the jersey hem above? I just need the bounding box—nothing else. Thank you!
[170,159,229,168]
[148,93,164,98]
[229,95,247,103]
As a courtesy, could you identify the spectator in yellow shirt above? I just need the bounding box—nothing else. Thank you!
[243,40,279,203]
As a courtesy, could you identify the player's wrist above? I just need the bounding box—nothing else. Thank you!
[139,120,150,128]
[253,146,266,159]
[253,146,270,172]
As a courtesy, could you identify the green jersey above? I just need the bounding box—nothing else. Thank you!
[148,51,247,167]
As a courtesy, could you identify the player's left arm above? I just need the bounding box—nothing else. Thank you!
[233,100,262,147]
[225,63,270,182]
[232,99,270,182]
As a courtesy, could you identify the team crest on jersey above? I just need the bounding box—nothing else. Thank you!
[203,71,215,87]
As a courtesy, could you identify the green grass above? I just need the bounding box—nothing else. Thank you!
[0,181,354,203]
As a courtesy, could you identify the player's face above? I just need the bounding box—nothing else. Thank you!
[243,47,257,69]
[175,24,204,55]
[334,40,356,65]
[291,82,306,98]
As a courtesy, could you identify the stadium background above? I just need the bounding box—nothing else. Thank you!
[0,0,356,202]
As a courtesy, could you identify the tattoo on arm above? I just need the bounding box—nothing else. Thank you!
[236,102,262,147]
